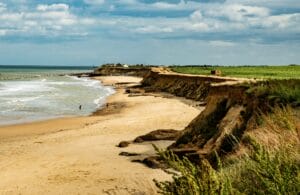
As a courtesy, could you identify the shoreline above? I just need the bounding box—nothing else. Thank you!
[0,73,114,128]
[0,75,200,194]
[0,75,120,138]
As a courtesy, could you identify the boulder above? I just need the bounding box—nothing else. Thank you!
[134,129,180,143]
[142,156,165,169]
[117,141,130,148]
[119,152,140,156]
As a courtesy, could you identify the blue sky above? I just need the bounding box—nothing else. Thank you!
[0,0,299,65]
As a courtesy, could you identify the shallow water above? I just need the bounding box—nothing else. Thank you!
[0,66,115,125]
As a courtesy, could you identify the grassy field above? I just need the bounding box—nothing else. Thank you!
[171,65,300,79]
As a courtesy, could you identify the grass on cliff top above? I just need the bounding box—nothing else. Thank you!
[171,65,300,79]
[246,80,300,104]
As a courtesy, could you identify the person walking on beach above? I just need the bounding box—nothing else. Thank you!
[79,105,82,110]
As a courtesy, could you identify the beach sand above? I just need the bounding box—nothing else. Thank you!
[0,76,200,195]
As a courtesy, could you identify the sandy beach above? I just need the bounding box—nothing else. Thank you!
[0,76,200,195]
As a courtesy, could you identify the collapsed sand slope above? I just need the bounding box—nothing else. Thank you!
[0,76,199,195]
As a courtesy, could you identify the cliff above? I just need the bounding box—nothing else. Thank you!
[92,66,151,77]
[140,68,299,164]
[141,68,248,101]
[93,65,299,164]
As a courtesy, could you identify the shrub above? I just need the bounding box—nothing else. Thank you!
[234,143,300,195]
[154,146,235,195]
[155,143,299,195]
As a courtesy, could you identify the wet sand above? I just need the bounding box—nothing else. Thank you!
[0,76,200,194]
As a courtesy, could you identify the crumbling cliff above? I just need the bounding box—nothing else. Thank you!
[140,69,299,164]
[93,66,151,77]
[95,65,299,164]
[141,68,239,101]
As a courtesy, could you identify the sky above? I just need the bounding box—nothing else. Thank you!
[0,0,299,66]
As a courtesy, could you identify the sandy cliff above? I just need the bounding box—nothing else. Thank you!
[93,66,151,77]
[92,66,299,165]
[138,68,299,164]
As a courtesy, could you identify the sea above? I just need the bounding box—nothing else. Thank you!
[0,65,115,126]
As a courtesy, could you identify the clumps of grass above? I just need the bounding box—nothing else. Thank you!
[264,105,296,132]
[154,145,234,195]
[232,141,300,195]
[154,105,300,195]
[248,105,299,149]
[246,80,300,105]
[154,142,299,195]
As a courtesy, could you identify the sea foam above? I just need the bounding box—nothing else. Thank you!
[0,69,115,125]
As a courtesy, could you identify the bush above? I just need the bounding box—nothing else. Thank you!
[154,146,235,195]
[155,143,299,195]
[155,101,300,195]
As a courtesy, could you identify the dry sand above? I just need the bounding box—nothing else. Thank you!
[0,76,200,195]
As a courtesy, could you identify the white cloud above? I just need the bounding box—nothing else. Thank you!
[109,5,115,11]
[84,0,105,5]
[0,3,95,38]
[0,1,299,44]
[88,4,298,37]
[261,13,300,29]
[0,3,6,12]
[188,23,209,31]
[151,2,180,9]
[227,0,300,9]
[190,10,203,21]
[115,0,196,11]
[117,0,138,5]
[209,40,236,47]
[36,4,69,12]
[206,4,270,21]
[135,25,173,33]
[0,29,7,36]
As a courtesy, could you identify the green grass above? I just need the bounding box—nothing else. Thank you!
[171,65,300,79]
[154,106,300,195]
[155,144,300,195]
[246,80,300,104]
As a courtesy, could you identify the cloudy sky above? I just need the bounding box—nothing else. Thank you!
[0,0,299,66]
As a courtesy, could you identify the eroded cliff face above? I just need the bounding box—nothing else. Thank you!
[141,68,239,101]
[140,69,299,164]
[93,66,151,77]
[170,85,251,162]
[94,66,298,164]
[175,84,299,166]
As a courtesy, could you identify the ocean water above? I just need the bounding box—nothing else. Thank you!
[0,65,115,126]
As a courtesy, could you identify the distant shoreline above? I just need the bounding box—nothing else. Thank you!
[0,65,95,69]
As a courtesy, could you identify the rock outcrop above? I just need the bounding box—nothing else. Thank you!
[133,129,180,143]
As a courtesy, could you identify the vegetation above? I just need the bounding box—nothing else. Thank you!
[154,146,234,195]
[155,145,299,195]
[171,65,300,79]
[154,106,300,195]
[231,143,300,195]
[246,80,300,105]
[153,66,300,194]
